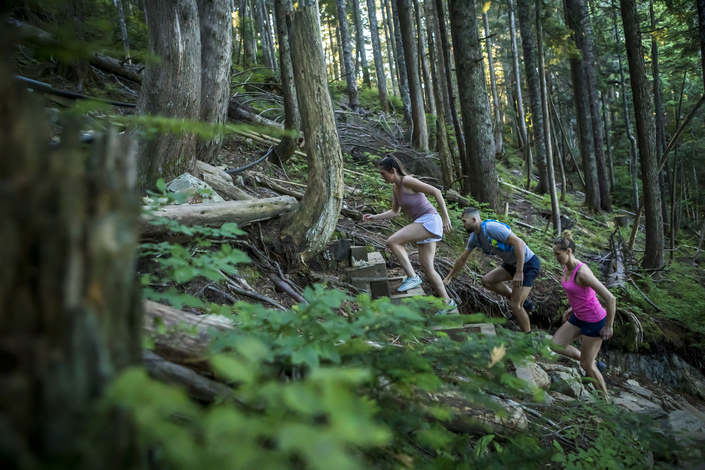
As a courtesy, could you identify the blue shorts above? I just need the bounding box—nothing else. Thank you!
[568,314,606,337]
[501,255,540,287]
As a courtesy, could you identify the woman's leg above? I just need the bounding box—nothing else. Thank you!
[580,336,609,400]
[551,322,582,361]
[387,223,435,278]
[417,242,450,301]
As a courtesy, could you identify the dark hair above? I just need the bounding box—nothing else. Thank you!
[379,155,409,176]
[462,207,480,218]
[554,230,576,252]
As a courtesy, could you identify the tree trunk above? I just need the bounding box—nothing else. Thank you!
[698,0,705,89]
[115,0,132,64]
[565,0,600,212]
[621,0,664,269]
[1,47,142,464]
[352,0,371,87]
[196,0,233,165]
[283,5,345,259]
[434,0,466,176]
[601,91,615,191]
[390,0,412,122]
[327,17,340,80]
[651,3,668,223]
[483,11,503,157]
[414,0,435,116]
[425,0,453,187]
[448,0,498,208]
[517,0,548,193]
[336,0,360,110]
[381,0,398,96]
[537,0,560,234]
[255,0,273,68]
[142,196,298,237]
[367,0,389,112]
[426,0,451,125]
[508,0,531,185]
[137,0,201,190]
[396,0,428,150]
[271,0,301,164]
[575,0,611,211]
[263,0,279,72]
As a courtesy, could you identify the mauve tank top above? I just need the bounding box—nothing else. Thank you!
[561,262,606,322]
[394,176,437,221]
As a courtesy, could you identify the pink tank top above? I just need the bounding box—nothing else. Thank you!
[394,176,437,221]
[561,262,606,322]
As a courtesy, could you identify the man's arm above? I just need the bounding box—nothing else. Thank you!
[443,248,474,285]
[506,233,525,288]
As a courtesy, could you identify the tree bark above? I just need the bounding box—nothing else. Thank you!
[196,0,233,165]
[327,17,340,80]
[601,91,615,191]
[352,0,371,87]
[1,41,142,463]
[537,0,560,234]
[434,0,466,175]
[380,0,398,96]
[271,0,301,164]
[263,0,279,72]
[651,3,668,222]
[565,0,600,212]
[517,0,548,193]
[448,0,498,208]
[283,6,345,259]
[137,0,201,190]
[255,0,274,68]
[142,196,298,237]
[336,0,360,110]
[367,0,389,112]
[483,11,503,157]
[390,0,412,122]
[413,0,435,116]
[698,0,705,89]
[396,0,428,150]
[115,0,132,64]
[621,0,664,268]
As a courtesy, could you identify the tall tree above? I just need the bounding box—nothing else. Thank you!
[390,0,412,122]
[367,0,389,112]
[196,0,233,165]
[508,0,531,185]
[565,0,600,211]
[396,0,428,150]
[351,0,371,87]
[336,0,360,110]
[434,0,466,171]
[621,0,664,268]
[270,0,301,164]
[115,0,131,64]
[283,4,344,258]
[380,0,398,96]
[413,0,435,116]
[483,10,502,157]
[650,3,668,221]
[255,0,274,69]
[517,0,548,194]
[448,0,498,207]
[263,0,279,72]
[137,0,201,189]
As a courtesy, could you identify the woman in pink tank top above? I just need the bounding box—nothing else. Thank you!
[362,156,456,313]
[550,230,616,400]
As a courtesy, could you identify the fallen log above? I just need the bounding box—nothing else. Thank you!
[143,350,232,402]
[143,300,234,371]
[228,98,284,129]
[196,160,253,201]
[141,195,298,237]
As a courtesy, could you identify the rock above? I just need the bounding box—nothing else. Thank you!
[668,410,705,435]
[549,371,587,399]
[515,361,551,390]
[538,362,579,375]
[166,173,225,203]
[425,391,528,435]
[548,391,575,403]
[612,392,667,419]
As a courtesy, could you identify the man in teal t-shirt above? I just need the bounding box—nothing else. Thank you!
[443,207,540,332]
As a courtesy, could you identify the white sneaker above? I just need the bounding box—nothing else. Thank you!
[397,275,422,292]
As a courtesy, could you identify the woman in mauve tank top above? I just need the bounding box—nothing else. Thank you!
[550,230,616,400]
[362,156,456,313]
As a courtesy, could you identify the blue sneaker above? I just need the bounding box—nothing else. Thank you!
[596,360,607,373]
[398,275,422,292]
[435,299,458,316]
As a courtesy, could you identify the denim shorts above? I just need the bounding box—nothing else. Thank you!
[501,255,540,287]
[568,314,606,338]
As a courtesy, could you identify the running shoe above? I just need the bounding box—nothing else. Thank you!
[435,299,458,316]
[397,275,422,292]
[596,360,607,373]
[523,299,536,313]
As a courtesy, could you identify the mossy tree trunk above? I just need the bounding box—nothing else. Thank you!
[336,0,360,111]
[282,5,344,259]
[137,0,201,190]
[367,0,389,112]
[0,33,143,465]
